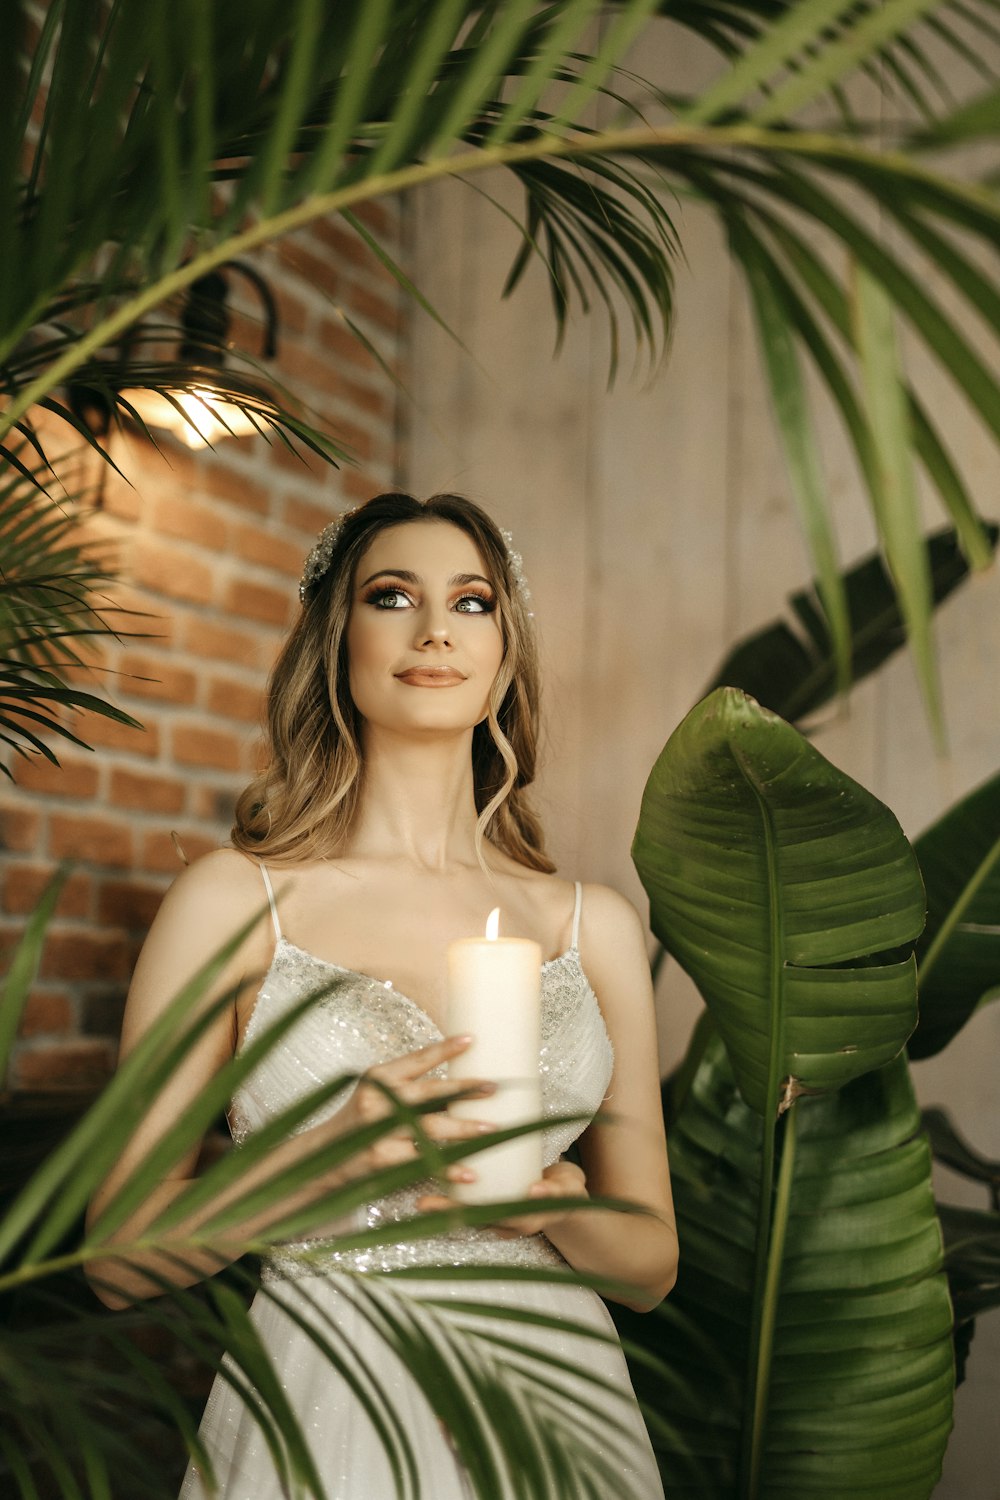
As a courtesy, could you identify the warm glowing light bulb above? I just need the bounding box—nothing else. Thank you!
[116,387,260,448]
[485,907,500,941]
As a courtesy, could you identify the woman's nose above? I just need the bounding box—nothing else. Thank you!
[414,607,452,647]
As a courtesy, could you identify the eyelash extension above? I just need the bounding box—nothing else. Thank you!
[455,589,496,613]
[362,584,496,613]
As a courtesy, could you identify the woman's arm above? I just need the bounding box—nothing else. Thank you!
[539,885,677,1311]
[85,848,293,1306]
[85,849,490,1309]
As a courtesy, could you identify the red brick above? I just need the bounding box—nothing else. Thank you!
[172,723,244,771]
[349,283,400,335]
[105,583,177,642]
[0,805,42,853]
[317,415,373,462]
[18,990,74,1038]
[13,1040,117,1090]
[180,616,263,667]
[13,754,100,799]
[317,319,378,372]
[206,677,264,724]
[352,199,396,238]
[150,494,229,551]
[232,523,303,578]
[281,341,342,395]
[225,579,292,627]
[269,437,325,478]
[3,866,92,918]
[284,496,342,536]
[99,469,143,522]
[278,240,339,300]
[344,469,384,503]
[311,218,372,270]
[141,828,219,873]
[131,538,214,605]
[83,714,160,758]
[41,930,131,982]
[340,378,390,420]
[118,652,198,705]
[49,813,134,867]
[96,878,166,930]
[200,462,271,514]
[109,768,186,814]
[274,286,309,336]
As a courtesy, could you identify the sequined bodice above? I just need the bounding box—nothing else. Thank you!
[230,934,614,1278]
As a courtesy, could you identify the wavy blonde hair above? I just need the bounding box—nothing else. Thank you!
[232,492,554,872]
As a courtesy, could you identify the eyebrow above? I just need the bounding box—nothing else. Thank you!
[358,569,493,589]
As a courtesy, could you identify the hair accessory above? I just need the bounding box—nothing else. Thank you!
[299,510,355,602]
[298,509,532,609]
[500,529,532,609]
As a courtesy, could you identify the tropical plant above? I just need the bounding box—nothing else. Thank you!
[4,0,1000,732]
[615,651,1000,1496]
[0,874,666,1499]
[0,445,146,775]
[6,2,1000,1494]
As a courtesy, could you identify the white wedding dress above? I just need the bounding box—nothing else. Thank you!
[179,873,664,1500]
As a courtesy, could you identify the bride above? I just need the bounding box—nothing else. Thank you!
[87,492,677,1499]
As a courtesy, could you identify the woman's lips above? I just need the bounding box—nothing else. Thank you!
[394,667,467,687]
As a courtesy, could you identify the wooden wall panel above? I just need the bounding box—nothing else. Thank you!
[404,23,1000,1492]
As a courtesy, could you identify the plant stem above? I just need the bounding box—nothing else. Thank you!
[748,1104,798,1500]
[738,765,784,1500]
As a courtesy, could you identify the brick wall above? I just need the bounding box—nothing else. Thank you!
[1,202,407,1091]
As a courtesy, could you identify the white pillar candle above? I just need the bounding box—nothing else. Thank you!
[446,907,543,1204]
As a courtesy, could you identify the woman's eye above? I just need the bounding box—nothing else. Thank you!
[371,588,412,609]
[454,594,493,614]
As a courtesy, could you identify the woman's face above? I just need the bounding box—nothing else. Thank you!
[345,520,504,736]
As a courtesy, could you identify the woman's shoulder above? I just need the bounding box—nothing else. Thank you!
[575,882,646,948]
[154,846,271,932]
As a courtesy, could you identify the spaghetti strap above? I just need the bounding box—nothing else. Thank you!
[570,880,583,952]
[258,862,282,943]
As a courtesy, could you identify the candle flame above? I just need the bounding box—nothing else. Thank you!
[485,907,500,941]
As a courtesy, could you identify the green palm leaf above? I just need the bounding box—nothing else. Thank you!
[632,687,925,1119]
[3,0,1000,723]
[627,1038,952,1499]
[0,449,144,775]
[908,770,1000,1059]
[1,892,665,1499]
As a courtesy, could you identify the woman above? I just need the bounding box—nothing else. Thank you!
[87,492,677,1499]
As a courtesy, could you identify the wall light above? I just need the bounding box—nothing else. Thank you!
[71,262,281,451]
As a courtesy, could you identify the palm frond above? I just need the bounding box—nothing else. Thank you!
[1,895,673,1499]
[0,447,145,775]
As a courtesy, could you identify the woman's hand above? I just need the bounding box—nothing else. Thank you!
[329,1034,494,1188]
[416,1157,590,1236]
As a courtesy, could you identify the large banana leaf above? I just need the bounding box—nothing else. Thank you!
[632,687,925,1120]
[618,1038,953,1500]
[627,690,946,1496]
[705,524,998,726]
[907,769,1000,1059]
